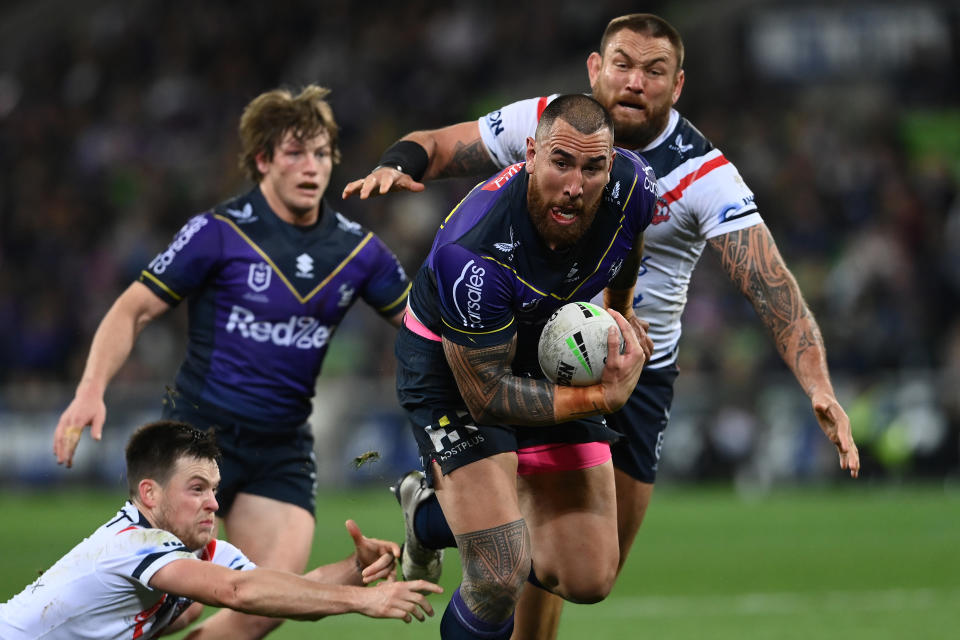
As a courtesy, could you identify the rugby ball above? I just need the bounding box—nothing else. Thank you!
[538,302,623,386]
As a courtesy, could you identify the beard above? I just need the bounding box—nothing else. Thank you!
[602,93,673,150]
[527,179,603,249]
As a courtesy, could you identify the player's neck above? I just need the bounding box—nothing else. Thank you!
[258,183,321,227]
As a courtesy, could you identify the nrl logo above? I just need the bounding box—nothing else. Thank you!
[247,262,271,292]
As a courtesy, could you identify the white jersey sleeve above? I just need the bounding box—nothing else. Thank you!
[477,95,559,168]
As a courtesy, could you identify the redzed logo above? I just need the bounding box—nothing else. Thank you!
[482,163,524,191]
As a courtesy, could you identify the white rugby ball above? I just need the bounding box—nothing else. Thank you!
[538,302,623,386]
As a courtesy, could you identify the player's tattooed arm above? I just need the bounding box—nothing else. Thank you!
[442,336,556,426]
[707,223,828,396]
[420,122,498,181]
[456,520,531,622]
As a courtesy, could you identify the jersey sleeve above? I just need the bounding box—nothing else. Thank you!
[205,539,257,571]
[97,528,198,589]
[477,95,558,169]
[138,213,223,305]
[684,151,763,239]
[433,242,517,348]
[359,233,411,317]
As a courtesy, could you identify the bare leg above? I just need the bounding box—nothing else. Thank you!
[183,493,315,639]
[614,468,655,573]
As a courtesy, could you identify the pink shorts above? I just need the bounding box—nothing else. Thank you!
[516,441,612,475]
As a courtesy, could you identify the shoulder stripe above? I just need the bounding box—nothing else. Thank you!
[140,270,183,301]
[621,173,638,212]
[214,214,375,304]
[661,154,729,206]
[131,547,189,580]
[116,525,140,535]
[536,96,549,121]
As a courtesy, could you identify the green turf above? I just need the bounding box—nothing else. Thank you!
[1,483,957,639]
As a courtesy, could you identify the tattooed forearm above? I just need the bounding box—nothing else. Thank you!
[708,225,827,389]
[456,519,531,622]
[443,337,556,425]
[434,139,498,179]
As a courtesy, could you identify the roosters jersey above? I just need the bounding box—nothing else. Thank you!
[479,97,762,368]
[138,187,410,428]
[401,150,657,409]
[0,502,254,640]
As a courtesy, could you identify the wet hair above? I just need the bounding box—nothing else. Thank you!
[238,84,341,182]
[125,420,219,497]
[535,94,613,143]
[600,13,685,71]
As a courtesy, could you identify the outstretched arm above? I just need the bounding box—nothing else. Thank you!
[53,281,170,467]
[442,310,646,426]
[707,223,859,477]
[150,559,441,623]
[342,122,498,200]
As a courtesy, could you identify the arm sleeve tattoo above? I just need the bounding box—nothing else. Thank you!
[443,336,556,425]
[434,139,499,179]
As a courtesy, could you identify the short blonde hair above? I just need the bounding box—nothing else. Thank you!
[238,85,341,182]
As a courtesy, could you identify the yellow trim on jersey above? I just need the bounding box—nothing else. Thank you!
[440,182,484,229]
[621,173,638,212]
[214,214,375,304]
[378,283,412,313]
[477,215,625,302]
[442,316,515,336]
[139,270,183,301]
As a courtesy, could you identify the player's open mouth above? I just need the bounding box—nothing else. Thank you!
[297,182,319,192]
[616,101,645,112]
[550,207,578,224]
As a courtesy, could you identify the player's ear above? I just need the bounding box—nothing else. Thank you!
[525,137,536,173]
[138,478,161,508]
[255,149,273,176]
[672,68,685,105]
[587,51,602,88]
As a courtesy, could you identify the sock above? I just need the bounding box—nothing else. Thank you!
[414,493,456,549]
[440,586,514,639]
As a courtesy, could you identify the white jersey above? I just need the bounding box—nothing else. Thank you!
[0,502,254,640]
[479,96,762,367]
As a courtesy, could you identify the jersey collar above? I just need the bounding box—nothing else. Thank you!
[638,109,680,153]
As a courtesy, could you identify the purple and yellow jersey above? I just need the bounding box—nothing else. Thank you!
[403,149,657,397]
[138,187,410,427]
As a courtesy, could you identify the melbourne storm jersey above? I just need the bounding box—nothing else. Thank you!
[0,502,254,640]
[479,97,762,368]
[139,187,410,428]
[400,150,657,411]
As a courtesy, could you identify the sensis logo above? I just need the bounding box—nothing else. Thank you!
[225,305,332,350]
[452,260,485,327]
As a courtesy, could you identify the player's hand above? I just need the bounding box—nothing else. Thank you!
[599,309,647,412]
[360,580,442,622]
[623,311,654,362]
[346,519,401,584]
[812,394,860,478]
[53,385,106,468]
[341,166,426,200]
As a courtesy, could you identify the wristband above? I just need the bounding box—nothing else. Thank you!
[376,140,429,181]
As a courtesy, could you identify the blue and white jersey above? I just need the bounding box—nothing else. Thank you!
[0,502,254,640]
[401,150,657,409]
[479,97,762,368]
[138,187,410,428]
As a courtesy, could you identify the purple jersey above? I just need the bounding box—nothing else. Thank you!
[139,187,409,427]
[399,149,657,410]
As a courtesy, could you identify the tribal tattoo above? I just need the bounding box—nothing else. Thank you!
[455,519,531,622]
[443,337,555,425]
[436,139,498,179]
[707,224,827,394]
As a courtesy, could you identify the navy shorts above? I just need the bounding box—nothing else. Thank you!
[607,364,679,484]
[160,388,318,517]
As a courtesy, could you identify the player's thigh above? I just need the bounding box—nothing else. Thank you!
[518,460,618,581]
[432,452,522,535]
[222,493,315,573]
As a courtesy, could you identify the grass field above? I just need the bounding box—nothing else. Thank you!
[2,483,958,639]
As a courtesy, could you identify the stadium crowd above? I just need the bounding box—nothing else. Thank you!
[1,0,958,481]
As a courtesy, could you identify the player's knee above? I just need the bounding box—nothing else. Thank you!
[544,559,618,605]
